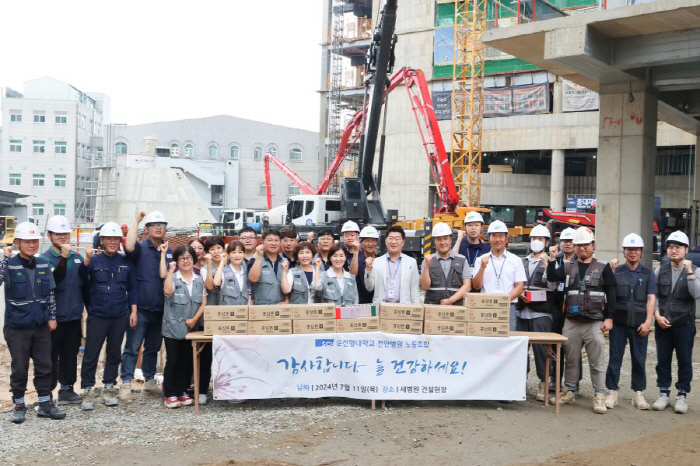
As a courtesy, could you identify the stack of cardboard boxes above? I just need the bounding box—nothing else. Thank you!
[465,293,511,337]
[378,303,424,334]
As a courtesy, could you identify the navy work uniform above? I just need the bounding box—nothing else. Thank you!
[422,251,470,305]
[355,249,375,304]
[251,254,286,305]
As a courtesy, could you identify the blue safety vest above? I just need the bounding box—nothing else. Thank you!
[41,249,85,322]
[87,253,132,318]
[4,255,53,328]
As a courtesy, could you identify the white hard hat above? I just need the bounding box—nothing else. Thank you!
[46,215,72,233]
[666,230,689,247]
[99,222,123,237]
[15,222,42,240]
[572,227,595,245]
[464,211,484,224]
[622,233,644,248]
[341,220,360,233]
[487,220,508,234]
[143,211,167,226]
[560,227,576,241]
[431,222,452,238]
[530,224,551,239]
[359,225,379,240]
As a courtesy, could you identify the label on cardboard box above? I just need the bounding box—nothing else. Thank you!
[466,293,510,309]
[336,304,377,319]
[423,305,467,322]
[466,321,510,337]
[248,305,293,320]
[525,288,547,303]
[203,305,248,321]
[247,319,292,335]
[379,319,423,334]
[291,303,336,319]
[379,303,424,321]
[336,317,380,333]
[466,308,510,322]
[203,321,248,336]
[423,320,467,335]
[293,319,337,334]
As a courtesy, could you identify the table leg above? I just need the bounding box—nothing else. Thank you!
[555,343,561,414]
[544,344,550,407]
[192,341,200,415]
[371,399,375,410]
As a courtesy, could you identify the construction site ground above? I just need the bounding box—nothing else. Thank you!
[1,323,699,466]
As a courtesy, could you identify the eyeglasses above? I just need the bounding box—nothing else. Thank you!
[149,223,167,229]
[240,236,256,241]
[178,256,193,262]
[386,236,403,242]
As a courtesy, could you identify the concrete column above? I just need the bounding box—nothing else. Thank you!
[596,83,657,268]
[550,149,565,211]
[691,138,700,247]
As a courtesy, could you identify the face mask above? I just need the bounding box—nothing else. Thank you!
[530,240,545,253]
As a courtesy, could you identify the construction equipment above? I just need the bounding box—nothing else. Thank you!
[0,215,16,245]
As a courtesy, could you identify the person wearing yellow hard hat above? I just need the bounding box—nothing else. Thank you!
[420,222,472,306]
[453,211,491,281]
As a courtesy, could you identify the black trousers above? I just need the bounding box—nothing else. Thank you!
[516,315,553,382]
[199,342,212,395]
[605,325,648,391]
[4,325,53,400]
[51,319,82,390]
[655,322,696,394]
[80,314,129,389]
[163,337,193,398]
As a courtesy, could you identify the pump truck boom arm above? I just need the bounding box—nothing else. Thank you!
[263,152,316,210]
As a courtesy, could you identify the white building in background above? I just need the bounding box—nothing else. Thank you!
[0,77,109,231]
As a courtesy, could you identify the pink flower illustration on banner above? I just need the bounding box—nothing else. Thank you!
[212,338,274,400]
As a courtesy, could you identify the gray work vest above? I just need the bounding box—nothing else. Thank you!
[519,256,552,314]
[614,264,652,328]
[162,274,204,340]
[317,270,358,306]
[425,254,466,305]
[218,265,249,305]
[289,266,312,304]
[252,255,285,305]
[565,259,607,320]
[657,263,696,326]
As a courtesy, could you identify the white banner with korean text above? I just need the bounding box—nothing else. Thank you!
[212,332,528,401]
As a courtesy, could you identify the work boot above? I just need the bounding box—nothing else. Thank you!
[632,391,650,410]
[604,390,618,409]
[536,382,546,402]
[674,394,689,414]
[119,383,133,403]
[81,388,94,411]
[102,386,119,407]
[593,393,607,414]
[10,404,27,424]
[560,388,576,404]
[57,388,82,406]
[143,379,160,395]
[652,393,670,411]
[37,401,66,420]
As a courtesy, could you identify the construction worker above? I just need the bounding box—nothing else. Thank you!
[41,215,91,406]
[604,233,656,411]
[370,226,420,304]
[248,228,288,304]
[311,244,371,305]
[280,227,299,269]
[349,225,380,304]
[453,211,490,275]
[516,224,555,402]
[120,211,172,401]
[420,222,471,305]
[341,221,361,271]
[546,226,617,414]
[471,220,526,330]
[3,222,64,423]
[237,226,258,270]
[652,231,698,414]
[313,229,335,270]
[80,222,137,411]
[281,242,319,304]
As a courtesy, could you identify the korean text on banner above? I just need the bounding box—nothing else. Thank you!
[212,332,528,401]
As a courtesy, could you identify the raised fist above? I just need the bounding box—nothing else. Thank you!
[158,241,169,253]
[281,260,289,271]
[457,230,465,241]
[255,244,264,257]
[3,246,13,258]
[314,257,323,267]
[306,231,315,243]
[549,244,559,260]
[683,259,694,272]
[365,256,374,271]
[204,253,212,263]
[60,243,72,258]
[137,211,146,222]
[481,255,489,267]
[424,254,432,267]
[168,261,177,273]
[610,258,619,270]
[84,245,94,259]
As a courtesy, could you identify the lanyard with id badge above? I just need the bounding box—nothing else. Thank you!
[386,257,401,300]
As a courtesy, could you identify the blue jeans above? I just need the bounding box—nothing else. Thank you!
[655,322,696,394]
[120,310,163,383]
[605,325,648,391]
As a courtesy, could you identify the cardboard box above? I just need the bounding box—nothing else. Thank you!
[466,293,511,309]
[379,303,424,321]
[379,319,423,334]
[466,307,511,323]
[203,305,248,321]
[524,288,547,303]
[248,304,293,320]
[336,304,377,319]
[423,320,468,335]
[336,317,380,333]
[203,321,248,336]
[466,321,510,337]
[291,303,336,320]
[423,305,467,322]
[247,319,292,335]
[293,319,336,334]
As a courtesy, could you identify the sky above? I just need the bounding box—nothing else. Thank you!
[0,0,324,132]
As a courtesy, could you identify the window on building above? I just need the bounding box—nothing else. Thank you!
[54,204,66,216]
[254,146,263,160]
[54,174,67,187]
[55,113,67,124]
[115,141,128,154]
[33,174,45,187]
[289,148,303,161]
[10,140,22,153]
[230,145,239,160]
[79,115,86,129]
[288,185,301,195]
[55,141,67,154]
[10,112,22,122]
[33,113,46,123]
[33,140,46,153]
[208,144,219,158]
[170,142,180,149]
[259,182,267,195]
[32,203,45,216]
[184,144,194,157]
[9,174,21,186]
[267,146,278,157]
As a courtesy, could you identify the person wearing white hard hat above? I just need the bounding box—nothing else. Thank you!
[41,216,94,406]
[369,225,420,304]
[80,222,138,411]
[341,221,361,271]
[472,220,526,331]
[453,211,491,281]
[2,222,65,423]
[651,230,698,414]
[516,223,555,402]
[603,233,656,411]
[546,226,617,413]
[120,211,173,400]
[420,222,471,305]
[349,225,380,304]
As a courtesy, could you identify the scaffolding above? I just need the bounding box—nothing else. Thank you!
[327,0,346,194]
[74,149,117,226]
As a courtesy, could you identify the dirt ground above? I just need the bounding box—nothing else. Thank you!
[2,324,699,466]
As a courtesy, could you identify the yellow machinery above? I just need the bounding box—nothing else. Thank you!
[0,216,16,244]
